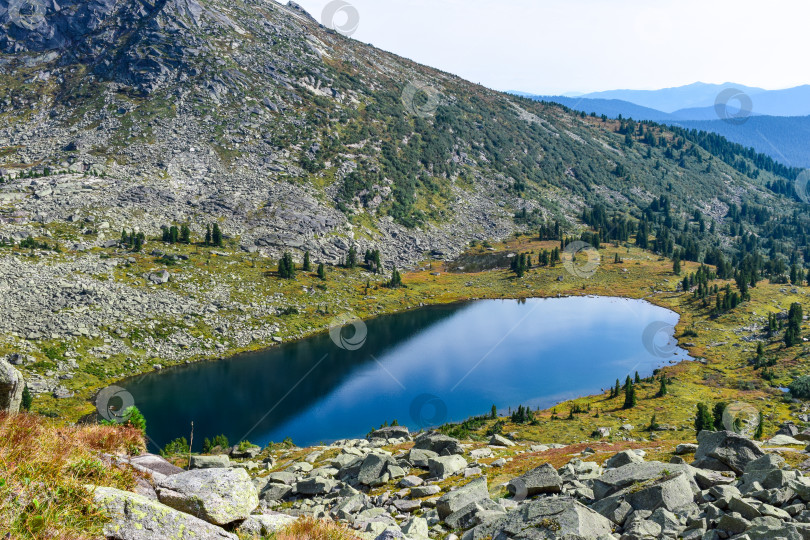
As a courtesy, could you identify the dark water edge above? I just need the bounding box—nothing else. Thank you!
[120,296,691,450]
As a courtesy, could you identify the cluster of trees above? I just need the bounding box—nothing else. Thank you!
[121,230,146,252]
[277,252,296,279]
[386,268,403,288]
[510,404,536,424]
[162,224,191,244]
[364,249,382,273]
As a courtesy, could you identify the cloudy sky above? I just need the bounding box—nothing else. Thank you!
[290,0,810,95]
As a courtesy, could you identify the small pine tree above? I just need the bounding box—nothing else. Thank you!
[712,402,727,431]
[623,380,637,409]
[123,406,146,434]
[657,375,667,397]
[317,263,326,280]
[346,246,357,268]
[21,384,32,411]
[695,403,713,433]
[491,404,497,419]
[278,252,296,279]
[180,225,191,244]
[614,378,620,398]
[648,414,659,431]
[634,371,640,384]
[212,223,223,247]
[205,225,212,246]
[673,256,681,275]
[754,411,764,439]
[303,251,311,272]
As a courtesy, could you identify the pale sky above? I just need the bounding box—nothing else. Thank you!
[290,0,810,95]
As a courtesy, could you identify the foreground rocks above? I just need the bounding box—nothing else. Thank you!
[0,358,23,413]
[99,429,810,540]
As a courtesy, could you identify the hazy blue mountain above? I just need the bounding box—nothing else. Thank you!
[579,82,767,113]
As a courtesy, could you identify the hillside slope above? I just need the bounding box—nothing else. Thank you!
[0,0,804,267]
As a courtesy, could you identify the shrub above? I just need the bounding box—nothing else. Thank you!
[789,375,810,399]
[162,437,190,456]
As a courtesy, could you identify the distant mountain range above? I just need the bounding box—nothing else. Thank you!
[516,83,810,167]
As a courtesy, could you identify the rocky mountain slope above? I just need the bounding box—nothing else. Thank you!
[0,0,802,267]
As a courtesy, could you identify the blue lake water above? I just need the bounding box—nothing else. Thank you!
[122,296,691,449]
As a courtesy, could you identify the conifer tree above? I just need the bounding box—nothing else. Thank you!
[657,375,668,397]
[278,252,296,279]
[205,225,212,246]
[180,225,191,244]
[303,251,311,272]
[212,223,223,247]
[346,246,357,268]
[695,403,713,433]
[387,268,402,288]
[623,380,637,409]
[317,262,326,280]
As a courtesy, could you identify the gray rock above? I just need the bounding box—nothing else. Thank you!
[0,358,23,413]
[429,455,467,478]
[593,462,697,499]
[156,468,258,526]
[624,471,695,512]
[368,425,410,442]
[411,485,441,498]
[465,497,612,540]
[402,516,429,538]
[358,453,395,486]
[437,477,489,519]
[260,483,292,502]
[296,476,336,495]
[507,463,562,497]
[692,430,766,474]
[605,450,644,469]
[675,443,698,455]
[445,498,505,530]
[408,448,439,468]
[489,434,514,447]
[414,432,464,455]
[237,512,296,536]
[93,486,236,540]
[189,455,230,469]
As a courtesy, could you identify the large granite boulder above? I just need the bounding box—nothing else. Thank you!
[692,430,766,474]
[593,461,697,499]
[368,425,411,442]
[623,471,695,512]
[93,486,236,540]
[189,455,230,469]
[437,477,489,520]
[464,497,612,540]
[408,448,439,468]
[358,453,396,486]
[156,468,258,526]
[428,455,467,479]
[507,463,562,497]
[0,358,23,413]
[413,432,463,455]
[237,512,297,537]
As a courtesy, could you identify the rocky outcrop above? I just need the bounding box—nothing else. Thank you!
[92,486,237,540]
[156,468,258,526]
[692,430,766,473]
[0,358,23,413]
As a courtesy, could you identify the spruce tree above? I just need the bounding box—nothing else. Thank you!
[754,411,764,439]
[180,225,191,244]
[303,251,311,272]
[346,246,357,268]
[21,384,32,411]
[712,402,727,430]
[387,268,403,288]
[614,378,620,398]
[695,403,713,433]
[317,263,326,280]
[657,375,667,397]
[212,224,223,247]
[634,371,640,384]
[205,225,212,246]
[623,380,637,409]
[278,252,296,279]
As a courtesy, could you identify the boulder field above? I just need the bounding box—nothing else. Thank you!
[92,428,810,539]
